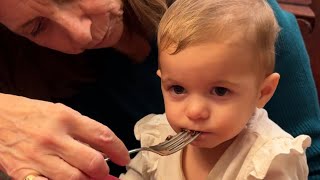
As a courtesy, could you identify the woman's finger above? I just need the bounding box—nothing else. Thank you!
[7,146,90,180]
[68,114,130,166]
[6,168,46,180]
[47,103,129,166]
[54,136,110,179]
[0,95,125,179]
[33,154,90,180]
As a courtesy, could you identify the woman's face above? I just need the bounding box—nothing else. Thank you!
[0,0,124,54]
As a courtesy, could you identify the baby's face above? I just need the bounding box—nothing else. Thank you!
[0,0,123,54]
[158,42,262,148]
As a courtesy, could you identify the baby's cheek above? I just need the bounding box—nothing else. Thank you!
[215,114,244,132]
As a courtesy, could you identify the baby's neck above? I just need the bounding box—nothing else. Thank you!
[182,138,235,180]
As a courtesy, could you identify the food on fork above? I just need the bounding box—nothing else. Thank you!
[165,129,200,141]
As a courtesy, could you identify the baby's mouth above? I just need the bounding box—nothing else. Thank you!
[182,128,200,136]
[165,129,201,141]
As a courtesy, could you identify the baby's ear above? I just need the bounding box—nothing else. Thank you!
[156,69,162,78]
[257,73,280,108]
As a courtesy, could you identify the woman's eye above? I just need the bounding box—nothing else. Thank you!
[212,87,229,96]
[171,85,186,94]
[30,17,46,37]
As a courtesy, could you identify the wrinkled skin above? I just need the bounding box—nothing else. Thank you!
[0,94,129,179]
[0,0,132,179]
[0,0,124,54]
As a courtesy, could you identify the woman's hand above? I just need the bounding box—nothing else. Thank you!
[0,93,129,180]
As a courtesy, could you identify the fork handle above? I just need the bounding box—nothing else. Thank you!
[128,148,143,155]
[104,148,143,162]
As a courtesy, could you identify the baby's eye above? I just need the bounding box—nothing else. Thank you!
[30,17,47,37]
[170,85,186,94]
[212,87,229,96]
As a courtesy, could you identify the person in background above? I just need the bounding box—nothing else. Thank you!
[0,0,319,179]
[120,0,311,179]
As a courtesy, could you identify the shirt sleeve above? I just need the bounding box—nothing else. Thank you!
[119,152,152,180]
[263,151,309,180]
[119,113,175,180]
[246,135,311,180]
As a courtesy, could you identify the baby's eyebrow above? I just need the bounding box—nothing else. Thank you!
[212,80,241,87]
[161,77,177,84]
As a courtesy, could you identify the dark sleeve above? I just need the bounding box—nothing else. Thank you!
[266,0,320,179]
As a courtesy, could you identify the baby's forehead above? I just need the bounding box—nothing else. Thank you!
[159,35,259,56]
[159,40,266,74]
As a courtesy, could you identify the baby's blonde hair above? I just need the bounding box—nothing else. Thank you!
[158,0,280,76]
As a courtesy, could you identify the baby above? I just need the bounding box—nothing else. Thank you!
[120,0,311,179]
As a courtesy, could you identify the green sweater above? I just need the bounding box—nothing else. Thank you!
[266,0,320,179]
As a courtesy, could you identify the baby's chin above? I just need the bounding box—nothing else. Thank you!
[193,136,237,150]
[189,140,216,148]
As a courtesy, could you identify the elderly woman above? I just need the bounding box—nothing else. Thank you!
[0,0,319,179]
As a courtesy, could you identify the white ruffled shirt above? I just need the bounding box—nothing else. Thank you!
[120,108,311,180]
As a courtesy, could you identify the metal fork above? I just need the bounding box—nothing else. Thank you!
[105,130,200,162]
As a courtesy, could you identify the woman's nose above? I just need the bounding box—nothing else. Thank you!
[55,13,93,47]
[185,98,210,121]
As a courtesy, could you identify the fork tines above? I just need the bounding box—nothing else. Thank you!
[153,130,200,151]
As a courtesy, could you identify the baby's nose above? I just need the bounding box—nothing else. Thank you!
[186,99,210,121]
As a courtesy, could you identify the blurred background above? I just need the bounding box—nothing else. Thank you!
[277,0,320,102]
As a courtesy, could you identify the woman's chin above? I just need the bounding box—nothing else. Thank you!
[58,47,85,55]
[91,25,123,49]
[90,38,118,49]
